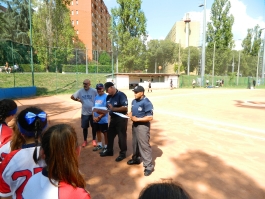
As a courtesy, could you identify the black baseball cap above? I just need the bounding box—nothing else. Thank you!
[96,83,104,90]
[104,82,114,91]
[132,85,145,92]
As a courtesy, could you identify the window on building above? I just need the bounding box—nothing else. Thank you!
[71,1,73,5]
[76,0,78,5]
[71,10,74,15]
[76,30,79,34]
[72,20,74,25]
[76,10,78,14]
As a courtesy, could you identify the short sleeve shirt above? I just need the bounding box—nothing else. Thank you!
[22,169,91,199]
[73,88,97,115]
[94,93,108,124]
[0,145,46,199]
[131,96,153,118]
[106,90,128,116]
[0,123,12,145]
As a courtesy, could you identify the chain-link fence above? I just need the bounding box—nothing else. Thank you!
[0,40,113,95]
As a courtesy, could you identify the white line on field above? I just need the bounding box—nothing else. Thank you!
[147,89,249,99]
[155,109,265,135]
[194,122,265,141]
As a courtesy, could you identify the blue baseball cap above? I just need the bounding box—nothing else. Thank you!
[96,83,104,90]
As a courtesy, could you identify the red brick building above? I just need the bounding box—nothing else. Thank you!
[69,0,111,61]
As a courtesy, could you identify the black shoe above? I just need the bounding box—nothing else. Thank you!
[144,169,153,176]
[99,148,107,155]
[115,155,125,162]
[127,159,141,165]
[100,150,113,157]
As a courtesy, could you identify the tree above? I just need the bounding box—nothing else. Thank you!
[32,0,80,72]
[206,0,234,75]
[98,51,111,65]
[240,25,263,76]
[146,39,179,73]
[242,25,263,56]
[181,47,200,74]
[111,0,147,72]
[0,11,6,36]
[0,0,35,65]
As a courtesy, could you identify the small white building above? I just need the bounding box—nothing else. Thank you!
[105,73,179,90]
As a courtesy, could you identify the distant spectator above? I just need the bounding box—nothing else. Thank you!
[138,181,192,199]
[206,79,209,87]
[192,79,196,88]
[13,63,20,72]
[170,79,173,90]
[257,79,260,86]
[221,79,224,87]
[148,80,152,92]
[253,79,256,89]
[4,62,11,73]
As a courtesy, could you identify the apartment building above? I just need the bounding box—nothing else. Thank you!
[165,21,200,48]
[69,0,111,60]
[164,14,200,73]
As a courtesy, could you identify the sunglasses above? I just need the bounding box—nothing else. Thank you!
[83,83,88,85]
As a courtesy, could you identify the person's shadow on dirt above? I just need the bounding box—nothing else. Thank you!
[171,150,265,199]
[152,145,163,168]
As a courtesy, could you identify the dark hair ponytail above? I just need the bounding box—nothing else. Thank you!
[0,99,17,123]
[33,118,43,163]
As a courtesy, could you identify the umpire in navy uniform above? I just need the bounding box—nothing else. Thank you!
[127,85,154,176]
[100,82,128,162]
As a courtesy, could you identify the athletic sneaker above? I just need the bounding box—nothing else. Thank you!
[93,145,103,151]
[99,147,107,154]
[92,140,97,147]
[82,141,87,147]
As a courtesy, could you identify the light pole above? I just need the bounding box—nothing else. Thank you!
[256,50,260,82]
[111,39,114,79]
[212,41,216,86]
[232,53,234,73]
[237,50,241,86]
[184,13,191,75]
[28,0,34,86]
[261,28,265,81]
[178,39,181,74]
[199,0,206,87]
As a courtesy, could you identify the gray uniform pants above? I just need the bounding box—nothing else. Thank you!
[132,122,154,170]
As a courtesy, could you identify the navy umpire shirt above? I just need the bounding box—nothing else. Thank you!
[106,90,128,117]
[131,96,153,118]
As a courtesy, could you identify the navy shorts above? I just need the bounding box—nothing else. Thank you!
[81,115,93,129]
[94,123,108,133]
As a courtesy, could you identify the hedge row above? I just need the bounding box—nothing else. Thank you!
[62,65,112,73]
[18,64,112,73]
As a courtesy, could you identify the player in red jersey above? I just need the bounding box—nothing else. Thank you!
[23,124,90,199]
[0,107,48,199]
[0,99,17,162]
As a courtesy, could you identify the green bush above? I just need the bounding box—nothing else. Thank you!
[19,64,57,72]
[18,64,111,73]
[62,64,112,73]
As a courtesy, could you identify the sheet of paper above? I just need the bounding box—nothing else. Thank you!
[113,112,130,118]
[92,107,109,114]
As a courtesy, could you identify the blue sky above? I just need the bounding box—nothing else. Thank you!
[104,0,265,48]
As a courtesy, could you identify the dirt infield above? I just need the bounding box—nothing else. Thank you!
[14,88,265,199]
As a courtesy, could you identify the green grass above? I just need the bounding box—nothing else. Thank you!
[0,73,108,96]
